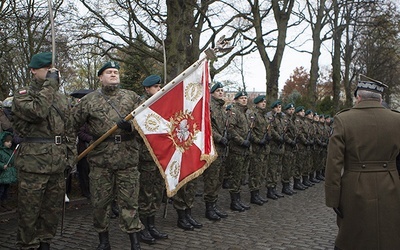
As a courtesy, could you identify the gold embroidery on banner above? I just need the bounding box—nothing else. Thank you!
[145,113,161,132]
[168,110,199,153]
[169,161,180,178]
[185,82,202,102]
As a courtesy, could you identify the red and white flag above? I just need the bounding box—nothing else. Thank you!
[133,58,217,197]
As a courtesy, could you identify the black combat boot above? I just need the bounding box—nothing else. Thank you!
[250,190,264,205]
[185,208,203,228]
[316,170,325,181]
[302,176,314,187]
[214,204,228,218]
[128,233,141,250]
[309,172,320,183]
[293,178,306,190]
[281,183,294,195]
[176,209,194,230]
[237,192,250,210]
[139,217,156,244]
[97,231,111,250]
[205,202,221,221]
[147,215,168,239]
[273,187,284,198]
[230,192,245,212]
[38,242,50,250]
[256,192,268,203]
[267,188,278,200]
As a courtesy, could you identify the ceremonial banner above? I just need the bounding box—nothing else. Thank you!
[133,59,217,197]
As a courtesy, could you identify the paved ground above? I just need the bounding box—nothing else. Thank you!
[0,182,337,250]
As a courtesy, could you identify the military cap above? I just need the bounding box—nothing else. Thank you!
[324,114,331,119]
[284,103,295,110]
[97,61,120,76]
[142,75,161,87]
[313,112,318,116]
[270,100,282,109]
[253,95,266,104]
[28,52,52,69]
[319,114,325,118]
[305,109,313,116]
[295,106,305,113]
[354,74,388,97]
[234,91,247,100]
[210,82,224,93]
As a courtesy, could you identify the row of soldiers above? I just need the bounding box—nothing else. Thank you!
[204,82,333,219]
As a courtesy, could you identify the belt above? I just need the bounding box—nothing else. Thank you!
[22,136,66,145]
[347,161,396,172]
[93,134,135,144]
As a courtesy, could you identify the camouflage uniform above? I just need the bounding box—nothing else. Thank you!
[72,87,143,234]
[293,114,308,190]
[12,77,75,249]
[282,113,297,194]
[301,116,314,186]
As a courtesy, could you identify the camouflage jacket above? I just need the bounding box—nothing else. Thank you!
[12,78,75,174]
[267,111,285,154]
[72,86,142,169]
[210,96,227,154]
[228,104,251,154]
[284,113,298,150]
[303,118,314,148]
[249,106,270,154]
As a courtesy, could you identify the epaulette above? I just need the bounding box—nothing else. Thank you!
[335,108,351,115]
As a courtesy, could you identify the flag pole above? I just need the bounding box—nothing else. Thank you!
[76,49,216,162]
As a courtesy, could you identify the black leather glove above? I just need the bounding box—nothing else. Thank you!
[46,68,60,81]
[117,119,132,132]
[278,135,284,143]
[241,140,251,148]
[291,140,297,147]
[219,137,228,146]
[265,134,272,142]
[259,138,266,146]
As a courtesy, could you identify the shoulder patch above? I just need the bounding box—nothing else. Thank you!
[336,108,350,115]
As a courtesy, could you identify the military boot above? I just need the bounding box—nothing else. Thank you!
[293,178,306,190]
[147,215,168,239]
[230,192,245,212]
[257,192,268,203]
[281,183,293,195]
[267,188,278,200]
[316,170,325,181]
[237,192,250,210]
[185,208,203,228]
[309,172,320,183]
[302,176,314,187]
[139,217,156,244]
[128,233,141,250]
[214,204,228,218]
[38,242,50,250]
[273,187,284,198]
[250,190,264,205]
[97,231,111,250]
[176,209,194,230]
[205,202,221,221]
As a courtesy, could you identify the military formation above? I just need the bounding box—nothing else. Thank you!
[5,52,334,250]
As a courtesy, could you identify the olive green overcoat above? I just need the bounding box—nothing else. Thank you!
[325,100,400,250]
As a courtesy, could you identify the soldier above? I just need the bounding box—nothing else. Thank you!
[281,103,297,195]
[302,109,315,187]
[12,52,75,249]
[248,95,269,205]
[316,114,327,180]
[226,91,251,212]
[266,100,285,199]
[137,75,168,244]
[203,82,229,221]
[325,76,400,249]
[72,61,142,250]
[310,113,322,184]
[293,106,309,190]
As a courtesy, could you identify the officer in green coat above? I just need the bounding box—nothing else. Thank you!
[72,61,142,250]
[12,52,75,249]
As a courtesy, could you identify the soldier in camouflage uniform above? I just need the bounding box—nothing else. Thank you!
[203,82,229,221]
[292,106,308,190]
[281,103,298,195]
[266,100,285,200]
[248,95,269,205]
[302,110,316,187]
[137,75,168,244]
[226,91,251,212]
[12,52,75,249]
[315,114,327,181]
[72,61,142,250]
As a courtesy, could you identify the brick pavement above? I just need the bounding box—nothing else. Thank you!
[0,182,337,250]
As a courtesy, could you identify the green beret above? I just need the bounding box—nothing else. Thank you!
[97,61,120,76]
[319,114,325,118]
[253,95,266,104]
[210,82,224,93]
[284,103,295,110]
[324,115,331,119]
[295,106,305,113]
[142,75,161,87]
[305,109,313,116]
[234,91,247,100]
[270,100,282,109]
[28,52,52,69]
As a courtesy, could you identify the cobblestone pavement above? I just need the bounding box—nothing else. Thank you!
[0,182,337,250]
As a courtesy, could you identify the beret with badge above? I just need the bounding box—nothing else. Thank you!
[253,95,266,104]
[295,106,305,113]
[234,91,247,100]
[354,74,388,97]
[210,82,224,93]
[28,52,52,69]
[305,109,313,116]
[270,100,282,109]
[284,103,295,110]
[97,61,120,76]
[142,75,161,87]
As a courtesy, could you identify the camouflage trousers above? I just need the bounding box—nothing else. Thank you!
[16,171,64,249]
[173,180,196,210]
[90,166,142,233]
[266,153,283,188]
[321,149,327,171]
[248,147,268,191]
[138,162,165,217]
[312,149,323,172]
[203,155,225,203]
[297,146,312,176]
[226,152,247,193]
[282,146,296,183]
